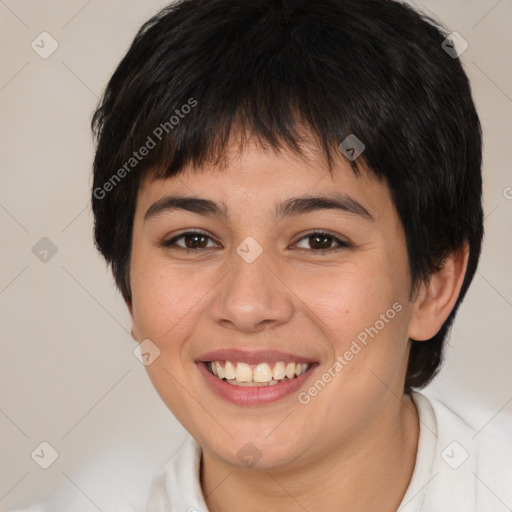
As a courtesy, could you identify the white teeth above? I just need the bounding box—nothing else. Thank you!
[215,361,225,379]
[208,360,310,385]
[224,361,236,380]
[253,363,273,383]
[272,361,286,380]
[235,362,253,382]
[295,363,307,377]
[285,362,296,379]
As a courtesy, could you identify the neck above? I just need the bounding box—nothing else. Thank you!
[201,393,419,512]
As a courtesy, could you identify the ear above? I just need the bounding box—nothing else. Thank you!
[124,297,141,342]
[408,243,469,341]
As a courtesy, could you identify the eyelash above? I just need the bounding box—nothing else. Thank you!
[160,229,352,254]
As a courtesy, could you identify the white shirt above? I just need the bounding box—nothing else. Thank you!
[11,391,512,511]
[146,391,512,512]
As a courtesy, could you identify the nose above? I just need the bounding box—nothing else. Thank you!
[209,249,295,333]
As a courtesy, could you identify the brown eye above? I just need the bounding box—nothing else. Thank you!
[294,231,351,253]
[182,233,209,248]
[161,230,351,254]
[162,230,219,251]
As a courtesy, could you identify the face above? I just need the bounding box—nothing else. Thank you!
[128,136,417,470]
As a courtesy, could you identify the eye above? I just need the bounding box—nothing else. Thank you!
[160,230,351,253]
[292,231,352,253]
[161,230,219,252]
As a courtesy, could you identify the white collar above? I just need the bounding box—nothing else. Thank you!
[146,390,511,512]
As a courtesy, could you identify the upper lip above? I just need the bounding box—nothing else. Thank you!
[196,349,317,365]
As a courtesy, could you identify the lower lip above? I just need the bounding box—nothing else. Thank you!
[197,362,317,406]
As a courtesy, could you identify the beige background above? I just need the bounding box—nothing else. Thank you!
[0,0,511,510]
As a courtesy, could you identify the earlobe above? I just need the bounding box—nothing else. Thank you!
[130,323,140,343]
[408,243,469,341]
[124,298,140,342]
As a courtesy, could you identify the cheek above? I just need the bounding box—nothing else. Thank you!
[295,262,399,342]
[303,262,411,392]
[129,253,212,343]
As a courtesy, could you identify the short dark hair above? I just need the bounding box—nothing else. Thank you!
[91,0,483,391]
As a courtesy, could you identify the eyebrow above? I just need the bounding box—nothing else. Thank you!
[144,193,374,223]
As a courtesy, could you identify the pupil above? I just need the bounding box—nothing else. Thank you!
[183,234,332,250]
[312,235,331,249]
[186,234,207,248]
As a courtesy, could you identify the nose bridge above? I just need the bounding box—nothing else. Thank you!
[209,242,294,332]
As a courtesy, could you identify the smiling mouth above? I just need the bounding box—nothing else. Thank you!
[206,360,313,387]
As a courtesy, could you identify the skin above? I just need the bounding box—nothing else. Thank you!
[127,133,468,512]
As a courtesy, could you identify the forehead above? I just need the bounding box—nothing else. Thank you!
[135,134,392,223]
